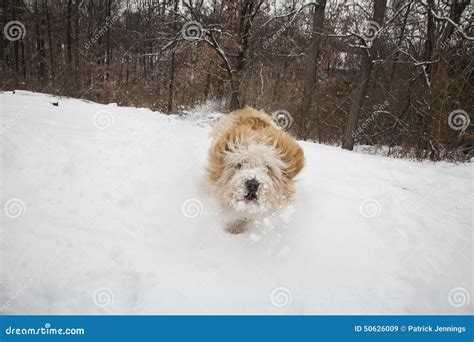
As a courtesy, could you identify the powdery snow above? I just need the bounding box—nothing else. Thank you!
[0,91,472,315]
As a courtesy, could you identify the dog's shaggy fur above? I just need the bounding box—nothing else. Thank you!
[207,106,304,233]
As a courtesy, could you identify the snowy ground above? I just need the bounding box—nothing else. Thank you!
[0,91,472,315]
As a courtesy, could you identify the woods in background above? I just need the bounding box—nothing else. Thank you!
[1,0,473,160]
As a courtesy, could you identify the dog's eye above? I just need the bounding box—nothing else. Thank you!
[236,163,242,169]
[265,164,273,174]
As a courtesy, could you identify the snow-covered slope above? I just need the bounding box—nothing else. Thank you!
[0,91,472,315]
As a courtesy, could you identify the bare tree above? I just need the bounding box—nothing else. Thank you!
[44,0,55,83]
[181,0,264,110]
[34,0,46,84]
[298,0,326,140]
[341,0,387,151]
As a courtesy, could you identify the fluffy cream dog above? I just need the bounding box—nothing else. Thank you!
[207,106,304,233]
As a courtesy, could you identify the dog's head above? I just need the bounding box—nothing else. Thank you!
[208,123,304,217]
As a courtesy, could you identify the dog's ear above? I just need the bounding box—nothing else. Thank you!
[272,131,305,179]
[207,128,244,182]
[207,134,228,182]
[284,140,305,179]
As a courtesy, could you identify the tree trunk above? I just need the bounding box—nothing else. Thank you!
[299,0,326,140]
[389,2,411,83]
[166,0,179,112]
[44,0,55,84]
[273,58,289,103]
[204,72,211,101]
[0,0,7,73]
[417,0,436,156]
[228,76,241,110]
[11,0,20,81]
[126,55,130,85]
[422,0,435,77]
[167,50,176,112]
[20,40,26,80]
[74,0,80,87]
[341,0,387,150]
[66,0,72,67]
[228,0,258,110]
[440,0,469,43]
[105,0,112,81]
[34,0,46,85]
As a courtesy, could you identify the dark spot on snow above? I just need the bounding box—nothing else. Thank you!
[394,184,410,191]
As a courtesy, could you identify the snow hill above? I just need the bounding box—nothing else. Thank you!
[0,91,472,315]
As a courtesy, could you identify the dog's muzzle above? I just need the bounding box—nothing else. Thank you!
[244,179,259,201]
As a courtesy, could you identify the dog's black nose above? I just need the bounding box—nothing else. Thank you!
[245,179,259,200]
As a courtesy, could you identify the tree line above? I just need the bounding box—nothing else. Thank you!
[1,0,473,160]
